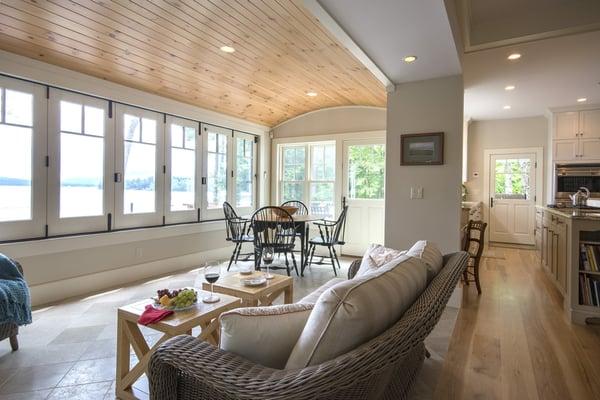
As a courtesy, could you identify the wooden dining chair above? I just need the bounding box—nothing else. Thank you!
[223,202,254,271]
[462,220,487,294]
[281,200,308,215]
[251,206,299,276]
[306,206,348,276]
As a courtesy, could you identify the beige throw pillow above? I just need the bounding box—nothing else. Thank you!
[355,243,407,278]
[285,255,429,369]
[219,303,313,369]
[406,240,444,281]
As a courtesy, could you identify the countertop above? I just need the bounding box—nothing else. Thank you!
[537,205,600,221]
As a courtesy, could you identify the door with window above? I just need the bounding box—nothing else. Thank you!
[342,140,386,255]
[233,131,257,216]
[489,153,536,245]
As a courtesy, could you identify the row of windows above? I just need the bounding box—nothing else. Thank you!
[0,76,258,241]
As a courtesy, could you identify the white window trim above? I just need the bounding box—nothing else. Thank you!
[165,116,201,224]
[114,104,165,229]
[47,89,114,235]
[0,77,47,241]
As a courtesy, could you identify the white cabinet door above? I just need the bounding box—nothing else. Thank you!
[554,139,579,161]
[555,112,580,140]
[579,138,600,160]
[580,109,600,139]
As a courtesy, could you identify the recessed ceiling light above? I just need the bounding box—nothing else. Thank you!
[577,97,587,103]
[503,105,512,110]
[306,91,318,97]
[505,85,516,91]
[403,55,417,63]
[220,45,235,53]
[507,53,521,60]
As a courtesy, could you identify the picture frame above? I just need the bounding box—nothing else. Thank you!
[400,132,444,165]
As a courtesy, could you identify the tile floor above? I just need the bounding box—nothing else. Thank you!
[0,256,459,399]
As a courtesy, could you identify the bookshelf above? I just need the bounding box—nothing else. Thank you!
[579,237,600,308]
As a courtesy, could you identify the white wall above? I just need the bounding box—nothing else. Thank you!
[0,51,270,305]
[465,116,548,202]
[271,106,386,138]
[385,75,463,253]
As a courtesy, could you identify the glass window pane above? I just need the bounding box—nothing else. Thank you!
[184,127,195,149]
[60,101,82,133]
[60,133,103,218]
[142,118,156,144]
[124,114,140,141]
[0,88,3,123]
[217,133,227,154]
[5,89,33,126]
[282,182,304,204]
[171,124,183,148]
[347,144,386,199]
[310,182,334,218]
[235,137,253,208]
[208,132,217,152]
[207,153,227,209]
[124,142,155,214]
[0,125,32,221]
[171,147,195,211]
[84,105,104,137]
[494,158,531,200]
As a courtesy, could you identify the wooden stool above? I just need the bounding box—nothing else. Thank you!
[462,220,487,294]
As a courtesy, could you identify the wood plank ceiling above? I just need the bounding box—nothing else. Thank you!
[0,0,387,126]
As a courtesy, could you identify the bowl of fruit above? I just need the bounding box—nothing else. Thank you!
[155,288,198,311]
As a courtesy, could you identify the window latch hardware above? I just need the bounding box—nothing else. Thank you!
[201,177,207,185]
[114,172,122,183]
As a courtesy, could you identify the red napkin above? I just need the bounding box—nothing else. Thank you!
[137,304,174,325]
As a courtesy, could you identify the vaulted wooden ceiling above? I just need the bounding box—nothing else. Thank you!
[0,0,387,126]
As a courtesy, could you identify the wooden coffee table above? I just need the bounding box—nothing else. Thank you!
[202,271,294,307]
[116,291,241,400]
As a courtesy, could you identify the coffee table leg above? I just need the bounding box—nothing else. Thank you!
[284,284,293,304]
[116,317,131,399]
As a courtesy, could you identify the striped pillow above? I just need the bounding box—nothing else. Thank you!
[285,255,429,369]
[406,240,444,281]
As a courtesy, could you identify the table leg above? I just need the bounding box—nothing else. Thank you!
[284,284,294,304]
[116,317,131,398]
[300,222,307,276]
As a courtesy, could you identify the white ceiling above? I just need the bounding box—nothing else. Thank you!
[464,30,600,120]
[316,0,462,84]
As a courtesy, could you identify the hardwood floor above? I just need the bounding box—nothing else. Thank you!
[434,246,600,400]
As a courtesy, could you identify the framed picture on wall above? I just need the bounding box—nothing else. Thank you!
[401,132,444,165]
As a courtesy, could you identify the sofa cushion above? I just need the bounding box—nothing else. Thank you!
[355,243,407,278]
[406,240,444,281]
[219,303,313,369]
[285,255,429,369]
[298,278,345,304]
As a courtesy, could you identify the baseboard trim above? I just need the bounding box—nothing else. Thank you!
[29,246,232,307]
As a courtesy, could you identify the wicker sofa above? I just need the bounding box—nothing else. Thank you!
[148,251,468,400]
[0,260,23,351]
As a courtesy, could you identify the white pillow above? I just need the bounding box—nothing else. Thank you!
[354,243,407,278]
[219,303,313,369]
[406,240,444,280]
[285,255,429,369]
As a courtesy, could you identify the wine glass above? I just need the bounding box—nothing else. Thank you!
[202,264,221,303]
[262,246,274,280]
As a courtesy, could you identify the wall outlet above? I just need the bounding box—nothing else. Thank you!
[410,187,424,199]
[135,247,143,258]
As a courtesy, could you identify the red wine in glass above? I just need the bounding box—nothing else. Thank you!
[202,264,220,303]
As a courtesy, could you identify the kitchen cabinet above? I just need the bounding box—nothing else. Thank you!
[541,210,568,294]
[555,112,580,140]
[579,138,600,160]
[553,109,600,162]
[554,139,579,161]
[580,110,600,139]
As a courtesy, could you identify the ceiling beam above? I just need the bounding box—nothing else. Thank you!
[302,0,396,92]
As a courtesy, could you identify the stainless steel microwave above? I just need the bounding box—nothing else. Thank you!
[555,163,600,206]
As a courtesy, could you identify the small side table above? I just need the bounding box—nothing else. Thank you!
[116,291,241,400]
[202,272,294,307]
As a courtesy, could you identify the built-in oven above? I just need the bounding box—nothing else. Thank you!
[555,163,600,206]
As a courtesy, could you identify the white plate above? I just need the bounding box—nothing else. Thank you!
[241,277,267,286]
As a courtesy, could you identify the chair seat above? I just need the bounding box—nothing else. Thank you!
[309,236,337,246]
[232,234,254,243]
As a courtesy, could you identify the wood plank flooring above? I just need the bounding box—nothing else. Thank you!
[434,246,600,400]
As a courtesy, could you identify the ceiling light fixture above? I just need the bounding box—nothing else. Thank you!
[403,55,417,63]
[507,53,521,60]
[306,91,318,97]
[220,45,235,53]
[505,85,516,91]
[503,105,512,110]
[577,97,587,103]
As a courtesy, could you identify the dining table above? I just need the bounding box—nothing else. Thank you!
[244,212,327,276]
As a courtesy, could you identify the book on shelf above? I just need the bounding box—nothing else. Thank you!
[580,243,600,272]
[579,274,600,307]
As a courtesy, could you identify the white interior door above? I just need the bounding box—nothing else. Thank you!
[489,153,536,245]
[342,139,386,256]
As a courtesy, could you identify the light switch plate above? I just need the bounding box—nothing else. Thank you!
[410,187,424,199]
